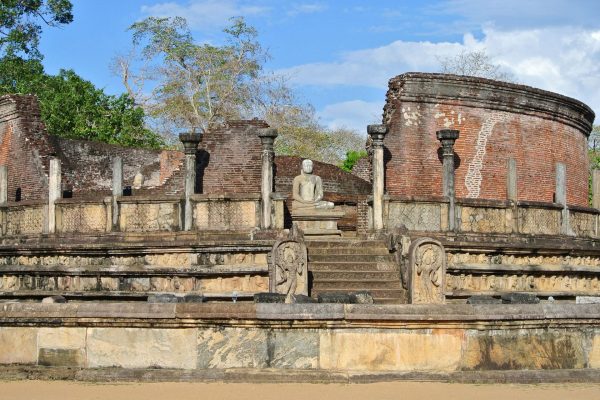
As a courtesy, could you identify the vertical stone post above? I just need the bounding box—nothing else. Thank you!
[592,169,600,210]
[112,157,122,229]
[48,157,61,234]
[506,158,518,233]
[367,124,388,231]
[555,162,569,235]
[507,158,517,201]
[436,129,460,231]
[258,128,278,229]
[179,131,202,231]
[0,165,7,204]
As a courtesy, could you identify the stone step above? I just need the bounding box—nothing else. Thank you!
[311,271,400,281]
[311,288,405,300]
[307,247,390,256]
[312,279,402,290]
[306,240,387,248]
[308,262,390,271]
[308,254,393,263]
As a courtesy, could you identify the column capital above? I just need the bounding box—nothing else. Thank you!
[367,124,388,146]
[258,128,278,149]
[179,131,203,155]
[436,129,459,146]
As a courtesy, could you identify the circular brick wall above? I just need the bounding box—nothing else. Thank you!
[382,73,595,206]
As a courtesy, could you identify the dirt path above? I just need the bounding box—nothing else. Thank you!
[1,381,600,400]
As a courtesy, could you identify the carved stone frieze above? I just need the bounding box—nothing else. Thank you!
[268,225,308,299]
[408,237,446,304]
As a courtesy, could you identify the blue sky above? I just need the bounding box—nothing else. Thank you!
[39,0,600,132]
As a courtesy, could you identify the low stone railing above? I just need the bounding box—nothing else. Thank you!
[383,196,599,238]
[0,192,285,236]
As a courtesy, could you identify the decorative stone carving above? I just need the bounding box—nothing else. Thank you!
[290,159,343,236]
[408,237,446,304]
[292,159,333,210]
[269,225,308,299]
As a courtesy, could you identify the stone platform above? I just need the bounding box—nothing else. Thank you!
[2,302,600,381]
[291,208,345,236]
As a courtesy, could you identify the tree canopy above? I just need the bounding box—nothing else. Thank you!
[438,49,514,82]
[119,16,366,163]
[0,0,73,60]
[0,1,164,149]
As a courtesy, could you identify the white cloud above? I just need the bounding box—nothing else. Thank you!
[280,27,600,122]
[287,3,327,17]
[317,100,383,132]
[140,0,269,30]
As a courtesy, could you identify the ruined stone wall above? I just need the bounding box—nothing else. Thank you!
[0,95,54,201]
[198,120,268,194]
[56,137,184,197]
[383,73,595,207]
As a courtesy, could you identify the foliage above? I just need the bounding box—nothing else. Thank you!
[0,0,73,60]
[438,49,514,82]
[120,16,367,162]
[340,150,368,172]
[125,16,266,131]
[0,56,164,149]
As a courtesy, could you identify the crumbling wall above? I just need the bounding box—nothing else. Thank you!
[383,73,595,206]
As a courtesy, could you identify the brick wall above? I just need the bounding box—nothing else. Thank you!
[197,120,268,194]
[0,94,186,200]
[383,73,595,207]
[0,95,55,201]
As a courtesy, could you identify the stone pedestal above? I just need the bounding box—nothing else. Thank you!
[291,208,344,237]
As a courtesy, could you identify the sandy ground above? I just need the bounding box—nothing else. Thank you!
[1,381,600,400]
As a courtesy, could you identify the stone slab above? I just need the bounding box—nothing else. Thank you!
[269,329,319,369]
[319,329,463,371]
[197,327,268,369]
[38,348,85,367]
[0,327,38,364]
[461,329,586,370]
[38,327,86,349]
[87,328,197,369]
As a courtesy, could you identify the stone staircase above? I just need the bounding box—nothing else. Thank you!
[307,239,405,304]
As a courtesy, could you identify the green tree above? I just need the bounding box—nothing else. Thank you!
[126,16,265,130]
[340,150,368,172]
[0,0,73,60]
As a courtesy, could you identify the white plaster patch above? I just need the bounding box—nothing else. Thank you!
[402,106,422,126]
[464,112,510,198]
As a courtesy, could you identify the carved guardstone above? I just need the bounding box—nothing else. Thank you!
[269,226,308,299]
[408,237,446,304]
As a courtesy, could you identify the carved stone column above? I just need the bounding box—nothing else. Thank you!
[593,169,600,209]
[367,124,388,231]
[258,128,278,229]
[436,129,459,231]
[179,131,202,231]
[408,237,446,304]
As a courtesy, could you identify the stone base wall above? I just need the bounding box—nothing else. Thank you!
[1,303,600,374]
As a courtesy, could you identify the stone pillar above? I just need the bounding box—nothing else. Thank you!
[367,124,388,231]
[593,169,600,209]
[179,131,202,231]
[0,165,7,204]
[555,162,569,235]
[48,157,61,234]
[112,157,122,228]
[436,129,460,231]
[258,128,278,229]
[507,158,517,201]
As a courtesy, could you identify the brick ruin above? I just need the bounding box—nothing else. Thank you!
[0,74,599,379]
